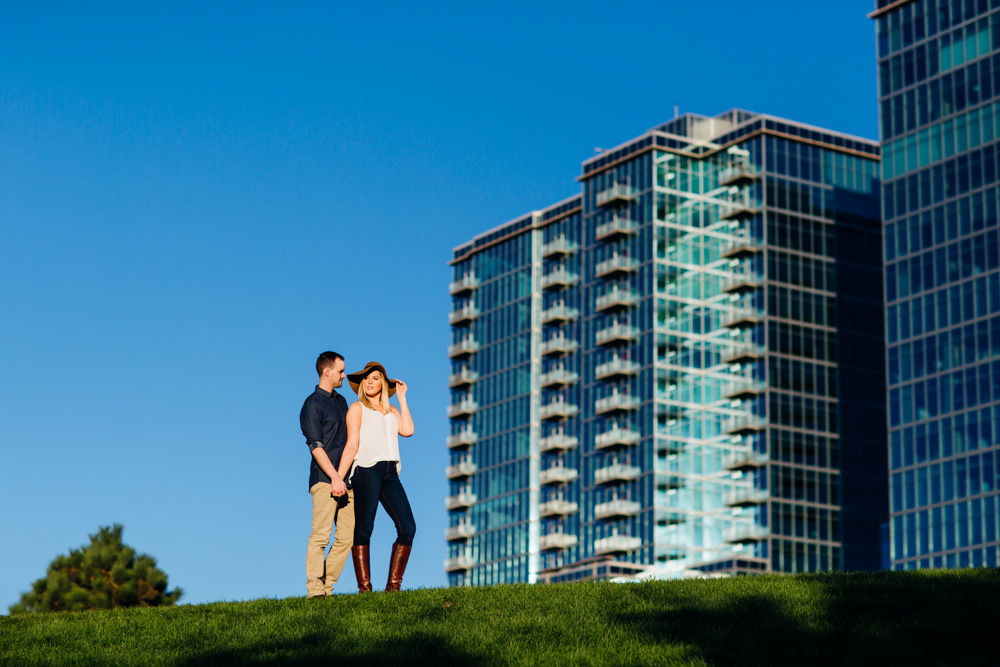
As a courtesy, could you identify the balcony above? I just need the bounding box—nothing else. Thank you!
[723,344,766,364]
[540,532,578,550]
[721,307,763,329]
[542,236,580,258]
[596,255,639,278]
[447,429,477,448]
[594,499,642,520]
[722,450,768,472]
[595,357,640,380]
[449,274,480,296]
[540,466,579,485]
[541,304,580,325]
[541,336,579,356]
[595,288,638,312]
[448,338,480,358]
[541,368,579,387]
[723,378,767,401]
[656,472,684,490]
[720,269,762,294]
[448,368,480,388]
[595,426,641,449]
[540,432,579,452]
[720,199,761,222]
[445,522,476,541]
[724,524,769,544]
[596,323,640,346]
[723,487,769,507]
[446,459,478,479]
[595,216,638,240]
[444,553,475,571]
[540,400,579,420]
[447,398,478,419]
[595,183,637,208]
[722,415,766,435]
[719,164,761,187]
[595,393,640,415]
[540,499,579,516]
[542,268,580,291]
[449,304,480,325]
[720,231,762,259]
[594,534,642,555]
[445,491,478,510]
[594,463,641,484]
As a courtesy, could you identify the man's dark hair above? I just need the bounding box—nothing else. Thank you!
[316,351,344,376]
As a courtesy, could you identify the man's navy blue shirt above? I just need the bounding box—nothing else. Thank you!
[299,386,349,489]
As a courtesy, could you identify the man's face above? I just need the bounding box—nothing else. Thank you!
[328,358,346,388]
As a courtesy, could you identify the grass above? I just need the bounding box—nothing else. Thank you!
[2,568,999,666]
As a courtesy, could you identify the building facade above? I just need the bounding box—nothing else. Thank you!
[874,0,1000,569]
[447,109,884,586]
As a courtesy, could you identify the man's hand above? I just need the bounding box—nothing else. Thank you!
[330,478,348,497]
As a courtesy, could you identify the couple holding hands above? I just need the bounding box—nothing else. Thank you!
[300,352,416,596]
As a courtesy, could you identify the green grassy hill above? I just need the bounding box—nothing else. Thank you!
[3,569,999,666]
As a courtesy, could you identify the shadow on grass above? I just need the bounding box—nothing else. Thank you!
[180,628,483,666]
[615,570,1000,666]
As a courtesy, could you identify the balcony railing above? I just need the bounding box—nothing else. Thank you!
[539,466,579,485]
[541,336,579,356]
[720,198,761,222]
[448,338,480,358]
[444,553,475,571]
[595,394,640,415]
[722,415,767,435]
[446,429,477,448]
[595,288,639,312]
[718,164,761,187]
[595,427,641,449]
[595,216,638,240]
[540,401,579,420]
[541,268,580,290]
[723,344,767,364]
[449,274,480,295]
[445,491,478,510]
[448,368,480,388]
[541,304,580,324]
[594,463,641,484]
[595,255,639,278]
[720,269,762,294]
[723,486,769,507]
[540,368,580,387]
[722,450,768,472]
[722,378,767,401]
[539,499,578,516]
[445,460,478,479]
[447,399,478,419]
[449,304,480,325]
[541,237,579,258]
[595,323,639,346]
[445,522,476,541]
[539,532,579,550]
[595,358,641,380]
[594,499,642,520]
[595,183,637,208]
[540,433,579,452]
[720,306,764,329]
[720,230,762,258]
[594,534,642,554]
[723,524,769,544]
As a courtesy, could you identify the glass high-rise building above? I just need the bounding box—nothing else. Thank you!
[446,109,884,586]
[874,0,1000,570]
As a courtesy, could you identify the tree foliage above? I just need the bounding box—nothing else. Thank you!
[9,524,182,614]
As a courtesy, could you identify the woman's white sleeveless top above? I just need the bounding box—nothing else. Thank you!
[355,405,401,473]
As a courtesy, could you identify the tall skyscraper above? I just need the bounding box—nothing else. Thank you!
[447,109,884,586]
[873,0,1000,569]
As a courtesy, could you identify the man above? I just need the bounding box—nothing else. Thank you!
[300,351,355,598]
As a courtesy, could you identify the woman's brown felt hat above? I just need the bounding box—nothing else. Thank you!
[347,361,397,396]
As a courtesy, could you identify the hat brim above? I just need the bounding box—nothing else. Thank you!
[347,363,397,397]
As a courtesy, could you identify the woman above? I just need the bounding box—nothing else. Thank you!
[335,361,415,592]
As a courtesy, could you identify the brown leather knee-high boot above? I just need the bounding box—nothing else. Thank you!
[352,545,372,593]
[384,543,411,592]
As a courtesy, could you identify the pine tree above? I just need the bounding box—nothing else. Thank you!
[8,524,182,614]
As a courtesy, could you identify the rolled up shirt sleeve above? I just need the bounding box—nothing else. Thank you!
[300,401,324,451]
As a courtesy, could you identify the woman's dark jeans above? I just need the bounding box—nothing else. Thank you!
[352,461,416,547]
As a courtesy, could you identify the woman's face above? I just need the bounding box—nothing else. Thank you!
[364,371,383,398]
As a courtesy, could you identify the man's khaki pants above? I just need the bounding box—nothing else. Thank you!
[306,483,355,597]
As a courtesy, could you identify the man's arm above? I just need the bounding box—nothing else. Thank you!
[301,400,347,496]
[311,447,346,495]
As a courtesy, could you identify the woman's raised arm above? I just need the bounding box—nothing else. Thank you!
[394,380,414,437]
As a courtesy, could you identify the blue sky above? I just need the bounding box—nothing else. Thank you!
[0,1,879,608]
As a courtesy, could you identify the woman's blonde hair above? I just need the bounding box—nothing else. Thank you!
[356,370,392,414]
